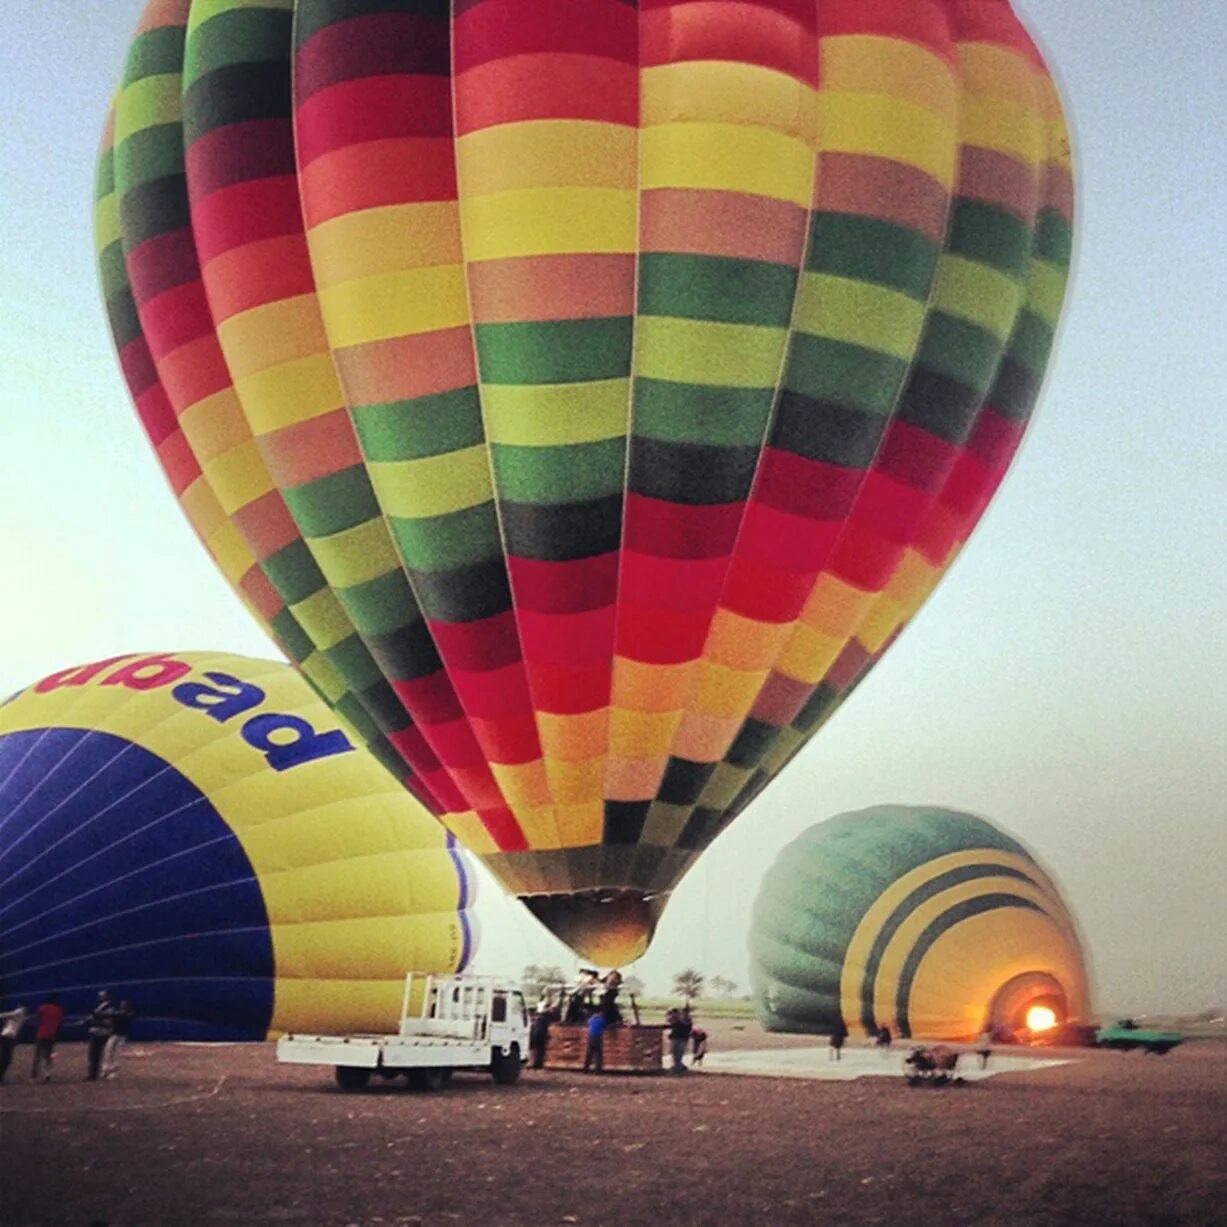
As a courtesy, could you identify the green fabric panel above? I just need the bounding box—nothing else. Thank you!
[324,632,385,691]
[785,334,909,414]
[633,378,774,447]
[334,692,380,744]
[636,252,798,327]
[122,25,187,86]
[114,124,183,192]
[183,6,293,87]
[262,540,324,605]
[1008,309,1056,380]
[95,146,115,199]
[389,504,502,572]
[474,317,632,384]
[916,313,1002,396]
[1035,210,1074,265]
[946,199,1033,277]
[293,0,449,46]
[97,245,131,307]
[269,607,313,660]
[491,438,626,503]
[281,465,381,537]
[336,569,419,636]
[808,212,940,300]
[352,386,484,462]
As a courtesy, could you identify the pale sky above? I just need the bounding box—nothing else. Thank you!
[1,2,1223,1013]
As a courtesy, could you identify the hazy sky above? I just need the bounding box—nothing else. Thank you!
[1,2,1222,1013]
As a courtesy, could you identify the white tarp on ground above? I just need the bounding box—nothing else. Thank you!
[698,1046,1073,1081]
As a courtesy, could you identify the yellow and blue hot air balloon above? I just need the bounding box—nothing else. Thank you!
[0,652,476,1040]
[749,805,1090,1041]
[99,0,1074,964]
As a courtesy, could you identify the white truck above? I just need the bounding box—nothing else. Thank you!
[276,974,530,1091]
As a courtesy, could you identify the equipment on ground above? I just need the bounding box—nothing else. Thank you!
[276,974,529,1090]
[1095,1020,1183,1055]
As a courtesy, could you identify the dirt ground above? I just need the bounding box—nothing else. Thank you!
[1,1022,1223,1227]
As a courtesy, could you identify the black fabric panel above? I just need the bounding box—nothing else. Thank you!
[499,494,623,561]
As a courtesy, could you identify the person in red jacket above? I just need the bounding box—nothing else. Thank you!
[31,995,65,1083]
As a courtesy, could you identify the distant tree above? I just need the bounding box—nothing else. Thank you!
[709,975,737,999]
[622,975,645,998]
[672,969,705,1004]
[521,964,567,1002]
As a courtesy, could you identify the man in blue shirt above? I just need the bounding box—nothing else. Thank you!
[583,1011,606,1073]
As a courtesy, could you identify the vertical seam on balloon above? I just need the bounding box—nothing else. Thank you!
[444,4,569,880]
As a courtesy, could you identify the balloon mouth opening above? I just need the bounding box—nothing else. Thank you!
[522,890,666,966]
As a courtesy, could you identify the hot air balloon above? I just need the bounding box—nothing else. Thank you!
[748,805,1090,1040]
[99,0,1074,964]
[0,653,476,1039]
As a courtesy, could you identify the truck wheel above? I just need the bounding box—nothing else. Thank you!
[491,1043,522,1085]
[408,1068,448,1092]
[1146,1044,1173,1055]
[335,1066,372,1091]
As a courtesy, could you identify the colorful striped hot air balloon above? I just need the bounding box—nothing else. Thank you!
[748,806,1090,1040]
[99,0,1074,964]
[0,653,475,1039]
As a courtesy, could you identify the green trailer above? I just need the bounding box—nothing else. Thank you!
[1095,1019,1183,1055]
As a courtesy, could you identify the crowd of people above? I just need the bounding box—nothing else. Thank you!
[527,969,709,1075]
[0,990,135,1084]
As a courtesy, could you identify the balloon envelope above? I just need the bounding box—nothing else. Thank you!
[748,805,1090,1040]
[100,0,1073,964]
[0,653,476,1039]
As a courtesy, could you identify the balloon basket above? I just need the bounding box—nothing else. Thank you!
[546,1024,664,1073]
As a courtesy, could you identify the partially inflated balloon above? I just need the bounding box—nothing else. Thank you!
[749,806,1090,1040]
[0,653,475,1039]
[100,0,1073,964]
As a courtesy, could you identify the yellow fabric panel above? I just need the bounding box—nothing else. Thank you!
[555,801,604,847]
[856,596,904,655]
[838,848,1071,1028]
[316,264,471,348]
[704,610,791,671]
[487,758,553,810]
[258,852,464,922]
[794,273,927,360]
[289,586,357,651]
[881,550,940,621]
[234,352,343,434]
[760,725,802,775]
[94,193,119,255]
[440,810,500,855]
[640,122,814,207]
[114,73,180,143]
[776,622,844,685]
[482,379,628,446]
[307,202,463,287]
[545,752,606,805]
[802,573,877,636]
[819,92,956,190]
[298,652,347,705]
[931,255,1023,341]
[609,706,683,758]
[188,0,292,37]
[205,438,275,515]
[270,914,468,981]
[459,187,637,260]
[634,316,788,387]
[205,519,257,587]
[179,386,253,464]
[821,35,957,125]
[904,910,1085,1040]
[306,517,400,590]
[179,474,226,540]
[691,658,768,719]
[960,94,1045,166]
[507,802,565,850]
[457,120,636,194]
[369,445,492,518]
[271,978,405,1037]
[216,294,332,381]
[641,60,819,143]
[536,708,609,762]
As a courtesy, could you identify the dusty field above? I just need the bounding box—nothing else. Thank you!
[1,1023,1223,1227]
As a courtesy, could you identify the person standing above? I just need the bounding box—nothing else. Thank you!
[582,1010,606,1073]
[875,1024,892,1056]
[86,991,116,1081]
[667,1007,692,1075]
[102,1000,135,1079]
[30,995,64,1082]
[828,1015,848,1062]
[976,1029,993,1070]
[529,1004,552,1070]
[0,1003,28,1083]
